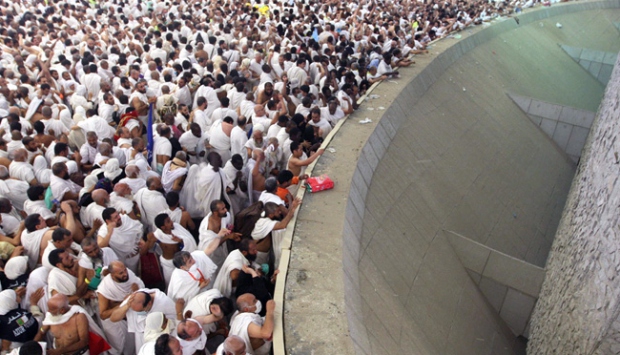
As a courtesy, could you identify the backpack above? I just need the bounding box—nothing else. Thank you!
[157,95,178,119]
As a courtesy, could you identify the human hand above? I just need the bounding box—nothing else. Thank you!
[106,219,116,231]
[30,287,45,306]
[131,283,140,292]
[242,264,259,278]
[198,278,211,289]
[10,246,24,258]
[92,219,103,230]
[15,286,26,300]
[218,228,231,238]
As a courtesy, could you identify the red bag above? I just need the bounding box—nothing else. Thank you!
[89,331,111,355]
[306,175,334,193]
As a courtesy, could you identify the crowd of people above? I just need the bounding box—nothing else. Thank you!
[0,0,540,353]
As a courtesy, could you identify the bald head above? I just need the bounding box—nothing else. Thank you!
[47,293,69,315]
[251,148,263,160]
[113,182,131,196]
[91,189,109,206]
[13,148,27,161]
[108,260,124,273]
[42,106,52,118]
[223,335,246,354]
[125,164,139,178]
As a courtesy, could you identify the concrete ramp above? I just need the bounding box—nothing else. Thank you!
[508,93,595,162]
[560,45,617,84]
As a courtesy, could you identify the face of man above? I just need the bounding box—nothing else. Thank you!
[215,203,227,218]
[111,264,129,283]
[59,164,71,180]
[191,126,201,138]
[180,106,189,116]
[58,234,73,249]
[120,127,130,138]
[311,112,320,123]
[136,81,147,94]
[252,130,263,143]
[254,105,265,117]
[150,178,163,191]
[110,211,122,227]
[163,217,174,232]
[37,216,47,230]
[328,101,338,114]
[178,320,202,341]
[293,145,303,158]
[59,251,75,269]
[243,241,258,262]
[242,294,260,313]
[106,94,115,105]
[25,140,38,152]
[231,159,243,171]
[180,255,194,271]
[48,301,69,317]
[119,184,132,196]
[87,135,98,148]
[168,337,183,355]
[82,243,102,260]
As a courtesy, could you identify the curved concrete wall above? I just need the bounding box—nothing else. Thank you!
[528,38,620,355]
[283,2,620,354]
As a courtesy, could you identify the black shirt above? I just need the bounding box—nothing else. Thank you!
[0,272,28,291]
[0,308,39,343]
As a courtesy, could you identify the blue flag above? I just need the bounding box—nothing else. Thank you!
[312,28,319,42]
[146,103,154,165]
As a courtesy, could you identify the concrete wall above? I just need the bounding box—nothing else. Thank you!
[528,42,620,355]
[283,2,620,354]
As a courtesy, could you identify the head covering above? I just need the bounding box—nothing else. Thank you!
[0,290,18,315]
[104,158,122,180]
[253,124,265,134]
[75,85,87,97]
[289,78,300,89]
[4,255,28,280]
[143,312,170,343]
[73,106,86,123]
[80,174,99,198]
[66,160,78,175]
